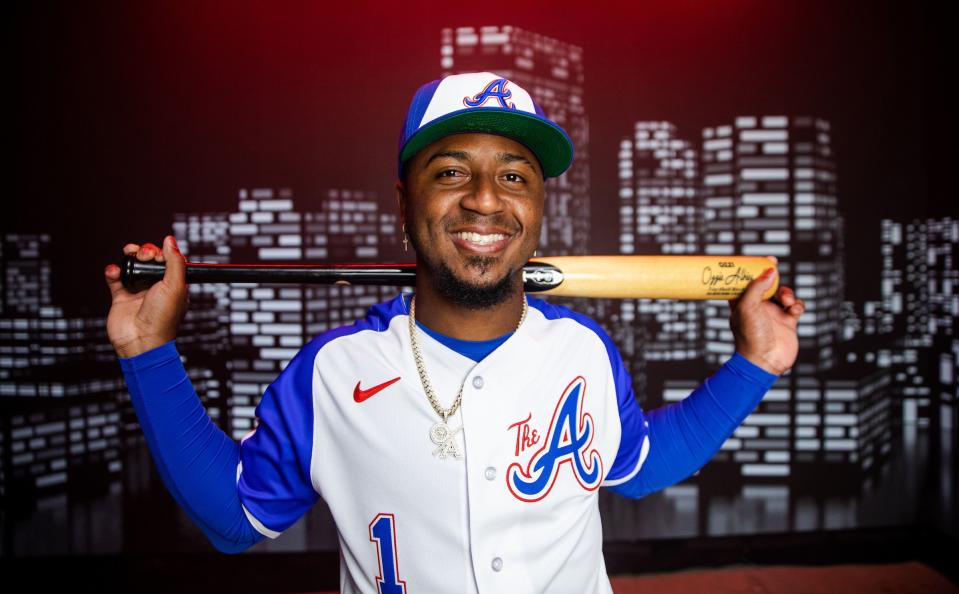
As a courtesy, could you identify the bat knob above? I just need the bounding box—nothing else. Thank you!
[120,254,166,293]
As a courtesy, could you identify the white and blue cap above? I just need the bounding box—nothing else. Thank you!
[397,72,574,179]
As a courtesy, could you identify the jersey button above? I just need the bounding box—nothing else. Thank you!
[484,466,497,480]
[491,557,503,572]
[472,376,484,389]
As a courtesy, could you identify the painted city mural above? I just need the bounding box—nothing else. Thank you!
[3,16,954,554]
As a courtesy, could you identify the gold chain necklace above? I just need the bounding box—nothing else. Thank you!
[408,295,527,459]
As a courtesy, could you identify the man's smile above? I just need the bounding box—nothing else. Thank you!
[448,225,516,255]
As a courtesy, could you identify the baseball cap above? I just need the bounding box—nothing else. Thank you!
[397,72,574,179]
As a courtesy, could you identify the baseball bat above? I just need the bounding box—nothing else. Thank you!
[120,254,778,300]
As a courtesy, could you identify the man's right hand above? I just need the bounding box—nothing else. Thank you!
[104,235,188,358]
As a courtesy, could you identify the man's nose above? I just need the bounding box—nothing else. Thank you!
[460,172,505,214]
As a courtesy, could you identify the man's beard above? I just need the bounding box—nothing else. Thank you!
[420,252,518,310]
[409,212,525,309]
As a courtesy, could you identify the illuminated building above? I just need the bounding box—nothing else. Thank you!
[618,121,703,362]
[0,234,124,501]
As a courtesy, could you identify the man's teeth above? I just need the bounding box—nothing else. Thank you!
[455,231,506,245]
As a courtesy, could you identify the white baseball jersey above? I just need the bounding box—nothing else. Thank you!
[236,293,652,593]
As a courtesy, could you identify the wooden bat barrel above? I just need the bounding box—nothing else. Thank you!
[528,255,778,300]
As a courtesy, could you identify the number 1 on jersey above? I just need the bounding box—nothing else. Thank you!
[369,513,407,594]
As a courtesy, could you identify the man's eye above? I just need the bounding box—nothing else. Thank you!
[504,173,525,183]
[438,169,461,178]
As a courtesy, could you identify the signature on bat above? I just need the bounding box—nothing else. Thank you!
[701,264,753,287]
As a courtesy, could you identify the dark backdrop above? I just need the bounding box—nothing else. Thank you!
[8,0,951,309]
[4,0,956,573]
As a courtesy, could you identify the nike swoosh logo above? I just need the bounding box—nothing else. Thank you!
[353,376,402,403]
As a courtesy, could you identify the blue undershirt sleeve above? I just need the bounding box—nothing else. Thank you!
[609,352,779,499]
[118,341,264,553]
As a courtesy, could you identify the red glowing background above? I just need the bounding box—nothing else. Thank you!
[8,0,948,312]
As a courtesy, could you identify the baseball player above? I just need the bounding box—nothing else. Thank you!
[104,72,805,593]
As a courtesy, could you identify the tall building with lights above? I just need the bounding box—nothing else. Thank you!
[1,234,52,315]
[696,116,854,479]
[440,25,589,255]
[618,122,702,362]
[868,217,959,429]
[0,234,125,502]
[701,116,843,372]
[879,218,958,343]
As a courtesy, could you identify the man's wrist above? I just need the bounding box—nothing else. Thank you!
[114,335,173,360]
[734,349,785,376]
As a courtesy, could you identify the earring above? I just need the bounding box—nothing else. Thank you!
[402,224,409,252]
[533,249,539,258]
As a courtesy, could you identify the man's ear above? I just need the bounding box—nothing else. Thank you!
[394,179,407,226]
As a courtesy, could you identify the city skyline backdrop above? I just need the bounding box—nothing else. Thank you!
[4,1,954,555]
[9,2,948,312]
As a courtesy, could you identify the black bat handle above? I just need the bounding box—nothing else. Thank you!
[120,255,167,292]
[120,255,243,291]
[119,255,424,292]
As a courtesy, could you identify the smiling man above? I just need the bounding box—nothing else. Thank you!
[400,132,543,336]
[105,72,805,593]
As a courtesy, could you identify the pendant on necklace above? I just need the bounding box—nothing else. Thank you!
[430,421,463,459]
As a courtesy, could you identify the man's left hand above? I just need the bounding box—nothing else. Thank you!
[728,257,805,375]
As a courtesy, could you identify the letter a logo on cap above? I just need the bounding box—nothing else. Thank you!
[463,78,516,109]
[398,71,574,178]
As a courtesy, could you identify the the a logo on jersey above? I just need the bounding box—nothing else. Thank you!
[463,78,516,109]
[506,377,603,502]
